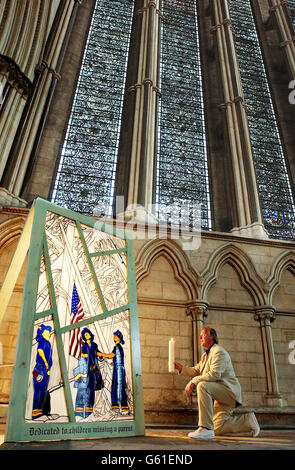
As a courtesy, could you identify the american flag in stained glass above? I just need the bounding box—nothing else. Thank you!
[69,284,84,359]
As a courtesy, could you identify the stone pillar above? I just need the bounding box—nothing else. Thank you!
[186,300,209,364]
[254,306,284,406]
[210,0,269,239]
[125,0,161,222]
[269,0,295,78]
[1,0,79,202]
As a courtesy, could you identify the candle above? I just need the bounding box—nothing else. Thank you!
[168,338,175,373]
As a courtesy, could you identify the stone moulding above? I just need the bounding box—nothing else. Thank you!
[135,238,202,300]
[267,249,295,305]
[200,242,268,306]
[0,216,26,254]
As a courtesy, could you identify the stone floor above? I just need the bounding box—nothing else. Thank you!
[1,423,295,452]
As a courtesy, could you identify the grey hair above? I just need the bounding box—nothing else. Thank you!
[203,327,218,344]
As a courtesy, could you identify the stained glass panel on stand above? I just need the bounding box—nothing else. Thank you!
[5,199,144,442]
[229,0,295,239]
[157,0,212,231]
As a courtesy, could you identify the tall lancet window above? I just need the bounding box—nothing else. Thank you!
[156,0,212,230]
[51,0,134,216]
[229,1,295,239]
[287,0,295,26]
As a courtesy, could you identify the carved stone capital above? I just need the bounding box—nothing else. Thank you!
[147,0,157,9]
[186,300,209,319]
[254,306,276,323]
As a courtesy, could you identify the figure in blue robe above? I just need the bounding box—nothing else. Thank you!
[73,328,104,418]
[98,330,130,414]
[32,324,53,420]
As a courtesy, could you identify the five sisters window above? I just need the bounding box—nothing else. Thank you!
[51,0,295,240]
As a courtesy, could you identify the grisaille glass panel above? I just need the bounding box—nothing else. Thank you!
[287,0,295,26]
[51,0,134,217]
[229,1,295,239]
[44,212,104,329]
[157,0,212,230]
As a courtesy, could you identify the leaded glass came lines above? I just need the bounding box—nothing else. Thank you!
[156,0,212,230]
[287,0,295,26]
[229,1,295,239]
[51,0,134,216]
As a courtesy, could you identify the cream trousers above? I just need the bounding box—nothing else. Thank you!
[196,381,253,435]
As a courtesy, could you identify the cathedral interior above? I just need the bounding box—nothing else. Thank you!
[0,0,295,427]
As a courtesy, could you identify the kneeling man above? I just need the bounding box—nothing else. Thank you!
[175,327,260,440]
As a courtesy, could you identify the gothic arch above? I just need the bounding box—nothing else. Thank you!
[0,216,26,254]
[200,243,267,306]
[135,238,202,300]
[267,250,295,305]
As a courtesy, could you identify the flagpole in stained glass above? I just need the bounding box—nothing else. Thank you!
[69,284,84,359]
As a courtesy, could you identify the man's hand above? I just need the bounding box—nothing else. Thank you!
[185,380,194,396]
[174,362,183,372]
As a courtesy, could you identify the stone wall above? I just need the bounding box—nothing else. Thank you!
[0,213,27,404]
[134,229,295,412]
[0,211,295,419]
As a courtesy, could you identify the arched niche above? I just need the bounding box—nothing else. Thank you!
[201,243,268,406]
[0,216,27,407]
[267,250,295,406]
[135,238,201,406]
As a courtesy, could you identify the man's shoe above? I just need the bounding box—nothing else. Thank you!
[248,412,260,437]
[188,427,215,439]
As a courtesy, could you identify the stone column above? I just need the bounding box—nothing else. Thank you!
[125,0,161,222]
[186,300,209,364]
[254,306,284,406]
[1,0,78,201]
[269,0,295,78]
[210,0,268,239]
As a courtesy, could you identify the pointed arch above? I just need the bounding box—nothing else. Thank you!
[135,238,202,300]
[200,243,267,306]
[267,250,295,305]
[0,216,26,254]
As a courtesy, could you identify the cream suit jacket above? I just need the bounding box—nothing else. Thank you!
[180,344,242,403]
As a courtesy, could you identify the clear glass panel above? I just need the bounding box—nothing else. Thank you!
[229,1,295,239]
[157,0,212,230]
[91,253,129,311]
[51,0,134,217]
[36,251,51,313]
[45,212,103,326]
[80,223,126,253]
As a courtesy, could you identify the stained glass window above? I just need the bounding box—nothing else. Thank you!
[51,0,134,217]
[229,0,295,239]
[156,0,212,231]
[287,0,295,26]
